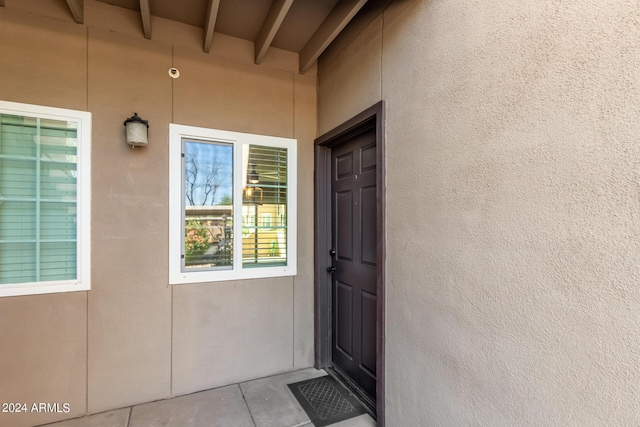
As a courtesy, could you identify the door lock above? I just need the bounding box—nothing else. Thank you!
[327,266,336,273]
[329,248,336,256]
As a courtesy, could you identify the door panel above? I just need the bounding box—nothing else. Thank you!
[360,186,377,267]
[337,152,354,179]
[336,281,353,356]
[331,128,377,401]
[361,143,377,172]
[360,291,377,376]
[336,192,353,261]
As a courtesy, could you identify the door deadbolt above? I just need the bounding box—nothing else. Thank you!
[329,248,336,256]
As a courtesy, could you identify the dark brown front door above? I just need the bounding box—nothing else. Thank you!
[330,127,377,401]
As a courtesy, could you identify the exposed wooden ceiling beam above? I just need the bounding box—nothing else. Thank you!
[139,0,152,39]
[254,0,295,64]
[203,0,221,53]
[65,0,84,24]
[299,0,368,73]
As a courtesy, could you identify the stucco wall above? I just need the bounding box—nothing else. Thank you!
[0,1,316,425]
[319,0,640,425]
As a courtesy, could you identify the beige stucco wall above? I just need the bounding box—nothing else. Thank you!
[319,0,640,425]
[0,1,316,425]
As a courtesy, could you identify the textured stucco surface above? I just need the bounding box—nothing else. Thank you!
[172,278,294,395]
[293,70,317,368]
[87,27,173,412]
[318,0,640,425]
[0,2,316,425]
[317,14,382,135]
[0,293,87,426]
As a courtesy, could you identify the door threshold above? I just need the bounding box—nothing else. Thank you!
[326,365,376,419]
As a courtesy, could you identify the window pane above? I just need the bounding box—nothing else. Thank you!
[183,140,233,270]
[0,114,78,285]
[41,202,76,240]
[0,201,36,241]
[40,242,76,281]
[242,144,287,268]
[0,158,36,198]
[0,242,36,284]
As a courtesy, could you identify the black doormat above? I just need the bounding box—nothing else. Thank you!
[287,375,367,427]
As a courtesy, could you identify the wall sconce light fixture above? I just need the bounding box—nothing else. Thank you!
[248,164,259,184]
[245,164,262,203]
[123,112,149,148]
[244,186,263,205]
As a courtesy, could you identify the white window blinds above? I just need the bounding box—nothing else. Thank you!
[242,144,288,268]
[0,114,79,285]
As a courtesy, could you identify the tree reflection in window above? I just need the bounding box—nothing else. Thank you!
[183,140,233,269]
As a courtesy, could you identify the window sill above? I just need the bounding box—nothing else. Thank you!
[0,281,90,298]
[169,265,297,285]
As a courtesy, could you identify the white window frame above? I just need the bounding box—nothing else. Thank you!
[0,100,91,297]
[169,124,297,284]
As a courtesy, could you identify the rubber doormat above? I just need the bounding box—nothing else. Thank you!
[287,376,367,426]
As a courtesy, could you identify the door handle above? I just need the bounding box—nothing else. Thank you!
[327,266,336,273]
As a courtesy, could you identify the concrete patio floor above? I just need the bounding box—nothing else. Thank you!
[39,368,376,427]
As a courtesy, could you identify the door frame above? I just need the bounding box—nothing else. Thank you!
[314,101,385,425]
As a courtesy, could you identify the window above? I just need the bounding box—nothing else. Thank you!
[169,124,296,284]
[0,101,91,297]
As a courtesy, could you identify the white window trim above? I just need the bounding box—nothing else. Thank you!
[0,100,91,297]
[169,124,297,285]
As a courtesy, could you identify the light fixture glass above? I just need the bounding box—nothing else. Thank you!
[248,165,259,184]
[123,112,149,147]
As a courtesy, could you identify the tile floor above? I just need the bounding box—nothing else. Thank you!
[39,368,376,427]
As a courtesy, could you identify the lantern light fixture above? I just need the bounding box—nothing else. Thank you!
[248,164,259,184]
[123,112,149,148]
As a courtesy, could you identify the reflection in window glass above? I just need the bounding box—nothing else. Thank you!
[182,140,233,271]
[170,123,297,284]
[242,145,287,268]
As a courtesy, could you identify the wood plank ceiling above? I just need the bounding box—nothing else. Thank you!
[43,0,372,73]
